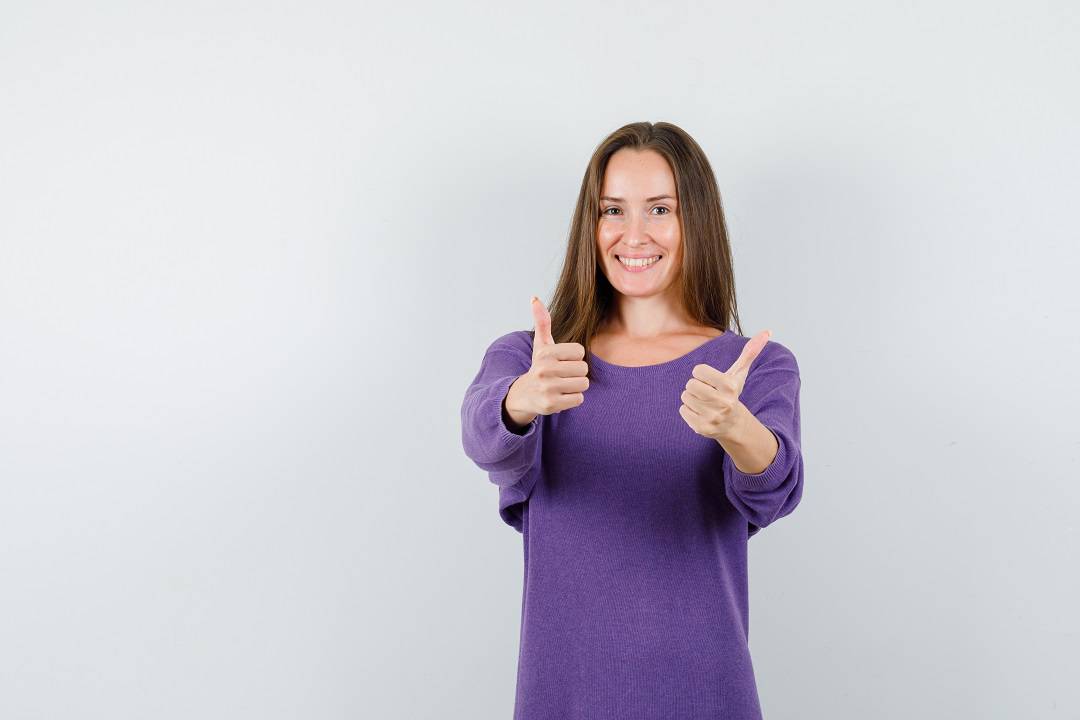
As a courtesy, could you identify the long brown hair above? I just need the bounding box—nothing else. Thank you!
[546,121,743,378]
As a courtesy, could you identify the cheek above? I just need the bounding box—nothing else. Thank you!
[596,226,618,246]
[661,225,680,251]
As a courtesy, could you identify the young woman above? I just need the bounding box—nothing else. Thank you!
[460,121,804,720]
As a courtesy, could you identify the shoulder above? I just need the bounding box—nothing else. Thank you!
[724,332,800,376]
[484,329,536,359]
[756,338,799,375]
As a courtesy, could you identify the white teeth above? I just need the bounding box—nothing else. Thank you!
[618,255,660,268]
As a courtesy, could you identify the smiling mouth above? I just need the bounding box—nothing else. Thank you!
[616,254,663,269]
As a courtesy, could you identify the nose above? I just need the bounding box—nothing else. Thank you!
[623,212,649,246]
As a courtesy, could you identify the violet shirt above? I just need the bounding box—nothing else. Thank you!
[460,328,804,720]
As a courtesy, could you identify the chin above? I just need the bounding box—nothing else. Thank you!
[615,284,665,297]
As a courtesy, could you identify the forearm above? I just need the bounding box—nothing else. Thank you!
[715,402,779,475]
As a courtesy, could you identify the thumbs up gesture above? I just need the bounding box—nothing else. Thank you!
[503,296,591,429]
[678,329,772,441]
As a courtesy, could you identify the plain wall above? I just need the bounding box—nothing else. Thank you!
[1,1,1077,718]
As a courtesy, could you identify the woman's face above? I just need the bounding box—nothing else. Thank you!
[596,147,681,299]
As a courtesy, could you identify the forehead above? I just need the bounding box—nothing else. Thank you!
[600,148,676,198]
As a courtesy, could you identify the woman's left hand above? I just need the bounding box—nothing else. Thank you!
[678,329,771,441]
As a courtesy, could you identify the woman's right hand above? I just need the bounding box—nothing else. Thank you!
[503,296,590,429]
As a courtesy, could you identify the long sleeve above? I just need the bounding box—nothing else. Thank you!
[460,330,544,531]
[722,339,804,538]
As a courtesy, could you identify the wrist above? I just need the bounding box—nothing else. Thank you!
[714,402,752,445]
[503,377,537,432]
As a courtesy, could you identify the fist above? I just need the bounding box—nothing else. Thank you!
[678,329,772,441]
[503,296,590,428]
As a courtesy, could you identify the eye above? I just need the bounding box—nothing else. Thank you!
[600,206,671,217]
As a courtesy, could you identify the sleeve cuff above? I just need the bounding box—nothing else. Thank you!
[489,373,539,450]
[725,426,790,490]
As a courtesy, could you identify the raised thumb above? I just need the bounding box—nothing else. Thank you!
[531,295,555,347]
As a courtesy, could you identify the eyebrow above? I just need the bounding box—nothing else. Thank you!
[600,195,676,203]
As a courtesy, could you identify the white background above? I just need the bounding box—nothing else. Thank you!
[1,1,1077,718]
